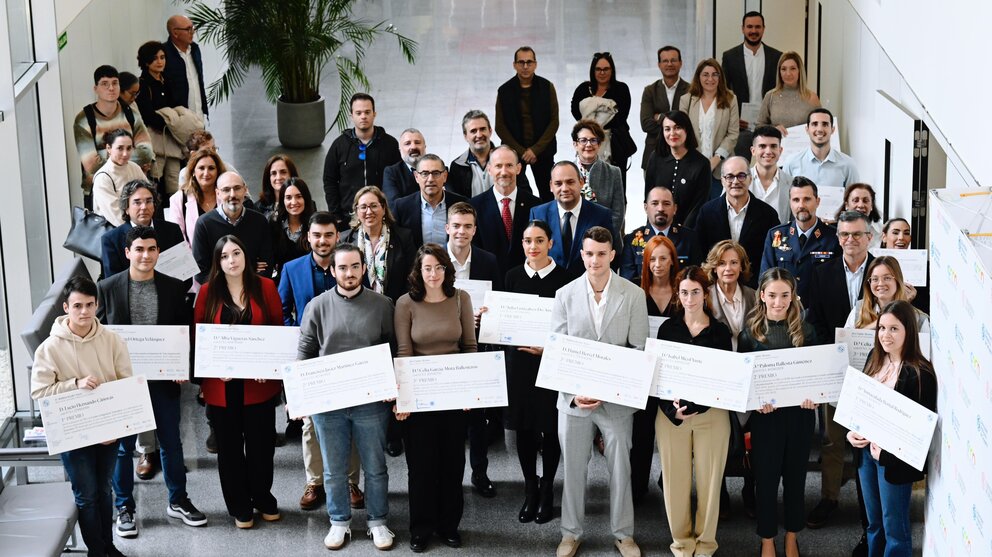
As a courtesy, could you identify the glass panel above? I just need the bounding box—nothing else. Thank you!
[6,0,34,81]
[15,87,52,309]
[0,234,12,419]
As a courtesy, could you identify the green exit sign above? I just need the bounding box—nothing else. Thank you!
[57,31,67,51]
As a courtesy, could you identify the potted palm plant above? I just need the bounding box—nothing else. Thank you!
[185,0,417,148]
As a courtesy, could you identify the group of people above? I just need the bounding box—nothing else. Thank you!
[39,9,937,557]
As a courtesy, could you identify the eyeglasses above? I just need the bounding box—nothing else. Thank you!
[594,67,611,73]
[838,231,868,240]
[358,143,367,161]
[868,275,896,285]
[575,138,600,145]
[722,172,749,183]
[357,203,382,213]
[422,264,446,275]
[217,185,245,195]
[416,170,445,179]
[514,60,536,67]
[175,26,194,32]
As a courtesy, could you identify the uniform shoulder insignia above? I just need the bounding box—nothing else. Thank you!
[789,227,796,236]
[814,228,822,239]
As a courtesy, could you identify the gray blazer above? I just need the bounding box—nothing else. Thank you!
[586,160,625,249]
[639,78,690,169]
[709,283,756,336]
[679,94,740,178]
[551,272,649,418]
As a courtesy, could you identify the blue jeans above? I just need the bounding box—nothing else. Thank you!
[62,443,117,556]
[311,401,390,527]
[858,448,912,557]
[113,434,136,511]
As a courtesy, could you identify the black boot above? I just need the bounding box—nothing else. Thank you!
[518,477,539,523]
[535,477,554,524]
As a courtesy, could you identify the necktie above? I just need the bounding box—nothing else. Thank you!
[562,211,574,257]
[500,197,513,240]
[799,233,808,251]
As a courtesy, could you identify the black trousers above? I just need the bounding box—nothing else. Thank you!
[207,391,278,519]
[467,408,494,474]
[630,407,657,498]
[750,406,815,538]
[525,154,556,202]
[404,409,469,537]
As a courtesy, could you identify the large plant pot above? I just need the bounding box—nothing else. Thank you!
[277,96,326,149]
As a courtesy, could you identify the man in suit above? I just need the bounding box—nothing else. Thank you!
[697,157,780,286]
[495,47,559,201]
[530,162,615,274]
[805,211,874,537]
[552,226,648,557]
[97,226,207,537]
[721,11,782,157]
[382,129,426,207]
[392,154,469,247]
[102,180,184,278]
[759,177,840,301]
[750,126,794,224]
[470,146,541,279]
[163,15,207,119]
[639,46,690,169]
[620,185,702,283]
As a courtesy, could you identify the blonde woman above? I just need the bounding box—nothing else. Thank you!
[756,52,821,135]
[844,256,930,332]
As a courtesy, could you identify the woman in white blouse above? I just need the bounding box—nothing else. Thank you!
[845,256,930,332]
[679,58,739,199]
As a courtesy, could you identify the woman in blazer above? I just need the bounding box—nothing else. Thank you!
[194,234,283,529]
[847,300,936,557]
[167,149,226,248]
[678,58,739,191]
[339,186,415,302]
[571,120,626,238]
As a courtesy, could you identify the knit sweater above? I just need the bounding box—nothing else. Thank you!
[31,316,133,399]
[297,287,396,359]
[191,208,274,284]
[73,102,154,190]
[394,290,477,357]
[92,159,148,226]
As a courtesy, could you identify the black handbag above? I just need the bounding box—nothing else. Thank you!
[610,129,638,164]
[63,206,113,261]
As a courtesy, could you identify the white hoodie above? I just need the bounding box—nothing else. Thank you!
[31,315,133,400]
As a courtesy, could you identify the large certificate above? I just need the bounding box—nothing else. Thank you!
[478,291,553,347]
[536,333,654,409]
[836,328,931,371]
[740,102,760,129]
[282,344,397,416]
[154,242,200,281]
[105,325,189,381]
[39,376,156,455]
[833,367,938,471]
[194,324,300,379]
[394,352,508,413]
[868,248,928,286]
[645,339,754,412]
[454,278,491,313]
[745,343,849,410]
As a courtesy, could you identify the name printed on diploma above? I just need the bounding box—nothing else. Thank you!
[105,325,189,381]
[282,344,397,416]
[746,343,849,410]
[833,367,938,471]
[645,338,754,412]
[536,334,654,409]
[394,352,508,413]
[39,376,157,455]
[478,291,553,347]
[194,324,300,380]
[836,328,931,371]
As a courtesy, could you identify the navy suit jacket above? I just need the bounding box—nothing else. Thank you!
[529,200,614,271]
[163,40,208,116]
[278,253,337,326]
[696,195,780,287]
[806,253,874,344]
[382,161,418,208]
[101,219,185,278]
[469,186,541,279]
[465,246,504,291]
[619,223,703,284]
[392,190,470,246]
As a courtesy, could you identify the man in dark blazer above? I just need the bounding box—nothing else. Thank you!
[163,15,208,118]
[101,180,184,278]
[721,11,782,156]
[391,154,469,247]
[449,110,534,200]
[639,45,690,169]
[97,225,207,534]
[620,185,702,284]
[529,162,614,274]
[696,157,780,287]
[469,146,541,279]
[381,129,425,207]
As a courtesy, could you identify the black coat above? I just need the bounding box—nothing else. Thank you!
[466,246,504,292]
[721,42,783,108]
[696,195,780,288]
[322,127,400,227]
[645,149,711,228]
[806,254,875,344]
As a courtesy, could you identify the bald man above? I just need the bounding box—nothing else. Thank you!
[164,14,207,118]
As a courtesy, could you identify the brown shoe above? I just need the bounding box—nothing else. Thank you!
[300,483,325,510]
[614,538,641,557]
[556,536,580,557]
[136,453,157,480]
[348,483,365,510]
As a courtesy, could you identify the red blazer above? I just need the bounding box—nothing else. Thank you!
[194,277,284,407]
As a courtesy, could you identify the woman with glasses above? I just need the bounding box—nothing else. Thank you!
[393,244,477,552]
[845,256,930,332]
[339,186,415,303]
[645,111,711,228]
[570,52,635,184]
[655,266,734,557]
[847,300,936,557]
[756,52,821,134]
[268,177,316,277]
[256,155,300,218]
[835,183,883,247]
[678,59,739,199]
[571,120,625,237]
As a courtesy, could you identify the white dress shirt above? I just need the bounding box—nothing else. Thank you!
[493,186,519,221]
[585,271,613,338]
[557,198,583,242]
[844,255,869,308]
[727,197,750,242]
[524,258,557,279]
[698,101,717,158]
[665,80,680,109]
[743,44,765,104]
[750,166,789,223]
[176,46,203,117]
[448,246,472,279]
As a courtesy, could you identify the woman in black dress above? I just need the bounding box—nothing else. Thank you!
[644,111,711,228]
[503,220,570,524]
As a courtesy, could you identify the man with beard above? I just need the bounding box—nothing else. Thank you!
[382,129,426,206]
[721,11,783,157]
[449,110,531,199]
[784,108,860,210]
[760,177,839,301]
[619,185,702,284]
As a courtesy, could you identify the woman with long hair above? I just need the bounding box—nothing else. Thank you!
[644,110,711,228]
[881,218,911,249]
[655,266,733,557]
[269,177,316,276]
[756,51,821,134]
[393,244,477,552]
[739,268,819,557]
[845,256,930,332]
[92,129,147,227]
[167,149,227,247]
[502,220,571,524]
[678,58,739,195]
[257,155,300,217]
[835,183,883,247]
[194,235,283,529]
[847,300,936,557]
[570,52,635,184]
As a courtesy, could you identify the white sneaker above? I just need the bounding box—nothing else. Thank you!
[368,525,395,550]
[324,525,351,550]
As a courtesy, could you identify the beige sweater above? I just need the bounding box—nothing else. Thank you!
[31,316,133,399]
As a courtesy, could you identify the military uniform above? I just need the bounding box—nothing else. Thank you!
[759,219,839,301]
[619,223,703,285]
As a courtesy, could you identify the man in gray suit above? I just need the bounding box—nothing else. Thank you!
[721,11,783,157]
[552,226,649,557]
[639,46,689,170]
